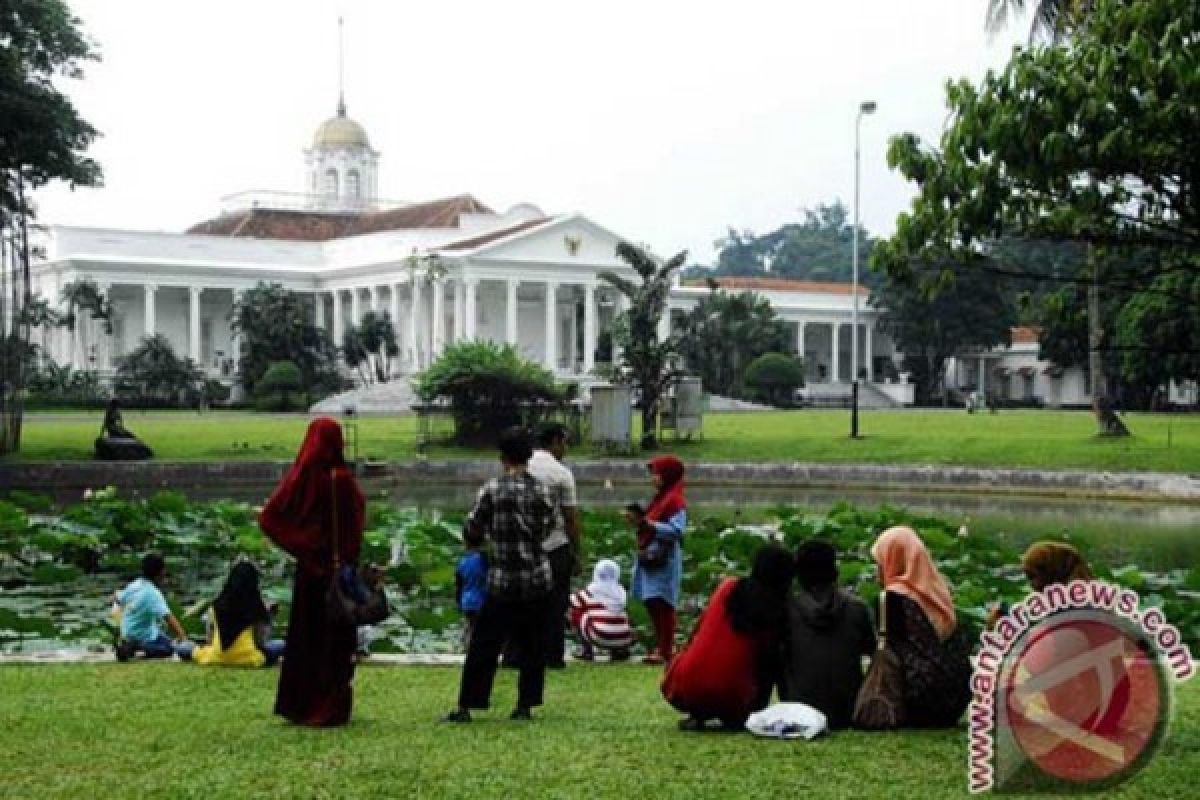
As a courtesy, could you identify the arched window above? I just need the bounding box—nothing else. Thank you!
[324,168,338,197]
[347,170,361,200]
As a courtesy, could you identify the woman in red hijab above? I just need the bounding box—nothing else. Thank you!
[259,418,366,727]
[628,456,687,665]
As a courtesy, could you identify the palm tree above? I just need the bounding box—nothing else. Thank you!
[985,0,1095,40]
[599,242,687,448]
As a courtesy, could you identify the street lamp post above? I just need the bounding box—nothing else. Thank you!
[851,100,876,439]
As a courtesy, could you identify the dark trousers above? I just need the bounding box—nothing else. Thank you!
[458,593,551,710]
[545,545,573,666]
[503,545,573,668]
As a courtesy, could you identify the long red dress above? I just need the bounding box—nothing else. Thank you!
[259,418,366,727]
[661,577,774,725]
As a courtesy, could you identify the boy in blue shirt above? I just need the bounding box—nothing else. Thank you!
[114,553,189,661]
[455,526,488,649]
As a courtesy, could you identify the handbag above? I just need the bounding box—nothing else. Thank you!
[324,470,390,628]
[852,590,907,730]
[636,521,672,569]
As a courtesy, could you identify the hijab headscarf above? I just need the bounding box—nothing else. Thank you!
[259,418,366,572]
[587,559,626,611]
[872,525,957,640]
[212,561,270,648]
[1021,542,1093,592]
[645,456,686,522]
[726,543,795,635]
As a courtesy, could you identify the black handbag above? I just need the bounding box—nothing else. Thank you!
[325,470,389,628]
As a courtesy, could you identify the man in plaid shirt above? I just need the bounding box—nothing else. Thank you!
[443,427,555,723]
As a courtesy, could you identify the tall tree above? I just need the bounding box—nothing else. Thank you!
[875,0,1198,434]
[871,262,1017,405]
[0,0,101,453]
[600,242,687,449]
[342,311,399,385]
[231,283,343,397]
[676,283,792,398]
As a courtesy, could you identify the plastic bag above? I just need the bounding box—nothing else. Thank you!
[744,703,828,740]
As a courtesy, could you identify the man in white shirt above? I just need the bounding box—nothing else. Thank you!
[523,421,582,669]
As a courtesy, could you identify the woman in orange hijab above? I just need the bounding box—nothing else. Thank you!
[869,526,971,728]
[260,418,366,727]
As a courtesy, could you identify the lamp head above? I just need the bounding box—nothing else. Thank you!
[860,101,877,114]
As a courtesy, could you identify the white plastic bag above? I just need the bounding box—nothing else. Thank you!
[744,702,828,740]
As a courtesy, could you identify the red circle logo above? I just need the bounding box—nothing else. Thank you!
[1003,613,1168,787]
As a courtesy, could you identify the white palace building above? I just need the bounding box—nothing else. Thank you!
[38,95,1186,410]
[33,97,918,407]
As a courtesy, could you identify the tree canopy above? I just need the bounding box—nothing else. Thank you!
[692,202,878,285]
[676,284,792,398]
[231,283,344,398]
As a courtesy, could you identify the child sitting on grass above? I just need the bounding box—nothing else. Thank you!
[455,525,488,650]
[569,559,633,661]
[114,553,189,661]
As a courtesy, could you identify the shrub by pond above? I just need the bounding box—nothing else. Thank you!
[1,490,1197,655]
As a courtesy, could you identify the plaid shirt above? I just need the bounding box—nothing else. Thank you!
[466,470,554,600]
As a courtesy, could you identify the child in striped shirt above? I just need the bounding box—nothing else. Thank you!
[570,559,633,661]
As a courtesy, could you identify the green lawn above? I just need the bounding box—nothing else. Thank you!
[0,663,1194,799]
[7,409,1200,473]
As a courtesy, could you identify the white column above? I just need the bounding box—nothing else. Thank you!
[797,321,807,359]
[864,321,873,382]
[431,279,445,356]
[583,283,597,373]
[464,278,478,340]
[543,281,558,371]
[332,290,344,344]
[452,280,465,342]
[232,289,245,366]
[505,279,519,346]
[96,283,111,370]
[979,355,987,399]
[408,277,422,368]
[371,285,384,315]
[350,287,362,327]
[188,287,202,363]
[143,284,157,339]
[389,283,403,374]
[832,323,842,383]
[314,292,325,330]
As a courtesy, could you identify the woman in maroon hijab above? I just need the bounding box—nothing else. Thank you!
[259,418,366,727]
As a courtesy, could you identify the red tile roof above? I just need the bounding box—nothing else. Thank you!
[684,277,869,296]
[187,194,493,241]
[439,217,555,251]
[1011,325,1041,344]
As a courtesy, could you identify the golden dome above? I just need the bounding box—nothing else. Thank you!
[312,108,370,149]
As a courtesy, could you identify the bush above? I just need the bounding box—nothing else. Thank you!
[255,361,305,412]
[26,361,109,409]
[113,335,203,408]
[414,341,565,444]
[743,352,805,407]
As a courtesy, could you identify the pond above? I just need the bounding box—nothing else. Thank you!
[2,485,1197,658]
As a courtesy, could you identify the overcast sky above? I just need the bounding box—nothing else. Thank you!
[34,0,1027,264]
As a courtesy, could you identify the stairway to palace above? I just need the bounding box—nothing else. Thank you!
[309,378,420,414]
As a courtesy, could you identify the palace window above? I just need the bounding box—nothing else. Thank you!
[347,170,361,200]
[324,168,338,197]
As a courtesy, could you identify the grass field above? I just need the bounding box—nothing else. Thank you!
[0,663,1195,799]
[7,409,1200,473]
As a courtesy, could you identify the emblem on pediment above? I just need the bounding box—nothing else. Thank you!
[564,234,582,256]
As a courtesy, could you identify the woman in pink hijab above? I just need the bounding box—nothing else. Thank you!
[869,526,972,728]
